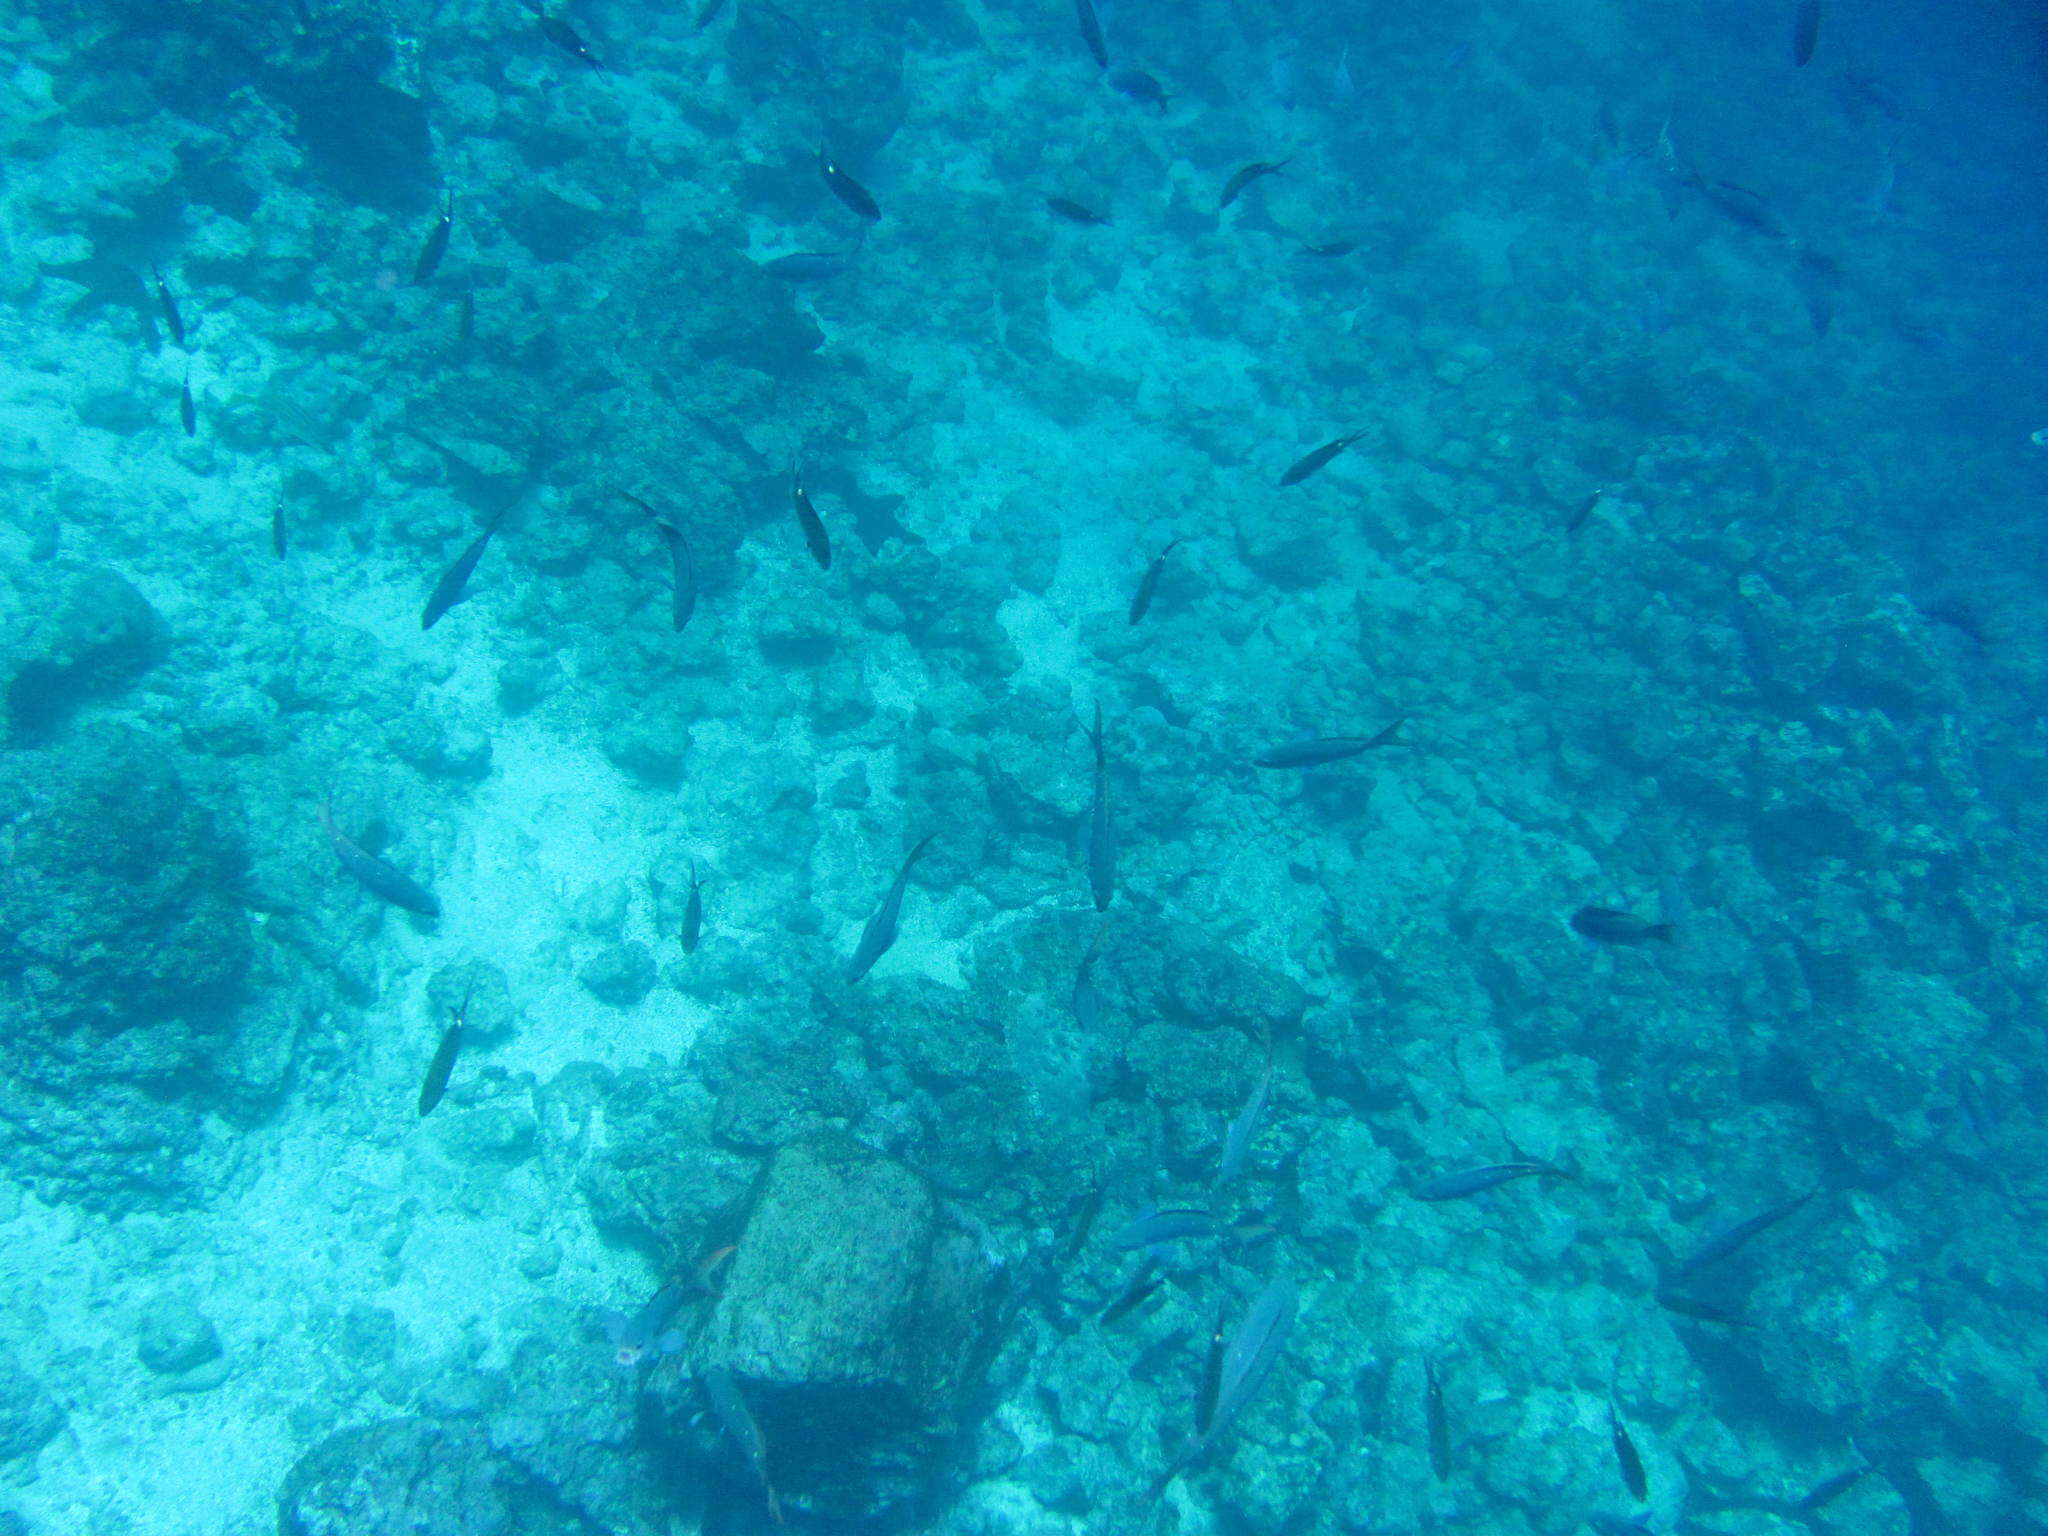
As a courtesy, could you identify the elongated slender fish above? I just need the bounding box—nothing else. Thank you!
[1300,239,1357,257]
[1074,0,1108,68]
[1109,68,1170,111]
[535,6,606,70]
[615,489,695,631]
[1127,537,1182,625]
[1253,718,1403,768]
[1571,906,1674,945]
[319,799,441,916]
[759,251,851,281]
[1606,1403,1647,1500]
[1110,1207,1220,1250]
[1672,1191,1813,1277]
[1425,1358,1451,1480]
[271,498,288,559]
[682,860,704,952]
[692,0,730,33]
[1086,703,1114,911]
[418,985,469,1117]
[1652,1290,1753,1327]
[1220,159,1289,210]
[1071,924,1105,1029]
[1279,429,1365,486]
[1216,1039,1272,1185]
[701,1366,784,1524]
[791,465,831,569]
[1797,1466,1868,1511]
[151,265,186,347]
[1047,196,1110,226]
[1101,1256,1163,1322]
[1793,0,1821,67]
[1413,1160,1570,1201]
[1566,486,1609,536]
[421,502,511,630]
[179,373,196,437]
[1194,1306,1228,1436]
[846,833,937,982]
[1165,1277,1297,1480]
[819,146,881,223]
[413,191,453,285]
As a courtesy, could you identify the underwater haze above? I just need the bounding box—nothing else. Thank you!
[2,0,2046,1531]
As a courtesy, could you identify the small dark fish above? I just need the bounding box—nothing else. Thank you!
[1565,486,1608,536]
[1086,703,1115,912]
[413,191,453,285]
[691,0,729,32]
[1220,159,1289,210]
[1793,0,1821,67]
[1061,1185,1106,1261]
[1278,429,1365,486]
[539,12,606,71]
[1652,1290,1754,1328]
[151,266,186,347]
[1108,68,1170,111]
[1672,1192,1814,1277]
[1570,906,1673,945]
[271,498,288,559]
[421,502,510,630]
[319,799,441,917]
[819,146,881,223]
[791,466,831,569]
[1194,1305,1228,1436]
[700,1366,784,1525]
[1299,240,1356,257]
[1253,718,1403,768]
[602,1283,684,1367]
[1701,180,1791,240]
[417,987,469,1117]
[759,251,851,281]
[1413,1160,1570,1201]
[1074,0,1108,69]
[179,374,196,437]
[1047,196,1110,226]
[1797,1466,1868,1512]
[682,861,704,952]
[1425,1358,1451,1480]
[1100,1257,1164,1322]
[615,489,695,631]
[1110,1207,1220,1251]
[846,833,938,983]
[1127,537,1182,624]
[1610,1405,1648,1500]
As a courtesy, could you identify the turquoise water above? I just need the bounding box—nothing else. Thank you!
[2,0,2045,1531]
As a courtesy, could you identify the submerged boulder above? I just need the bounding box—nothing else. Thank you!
[669,1132,1005,1521]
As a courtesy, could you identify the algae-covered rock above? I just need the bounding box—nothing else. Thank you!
[278,1418,531,1536]
[0,1347,62,1465]
[3,563,167,737]
[136,1294,223,1375]
[671,1132,1005,1519]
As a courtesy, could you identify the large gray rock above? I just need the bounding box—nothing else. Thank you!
[672,1133,1005,1520]
[277,1419,530,1536]
[0,1348,62,1465]
[3,564,166,738]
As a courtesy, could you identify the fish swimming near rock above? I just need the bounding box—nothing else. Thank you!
[1216,1038,1272,1186]
[1671,1191,1814,1278]
[700,1366,784,1524]
[1425,1358,1451,1480]
[681,861,705,952]
[846,832,937,983]
[615,489,695,631]
[1279,429,1366,486]
[1570,906,1674,945]
[1109,68,1170,111]
[1565,486,1609,536]
[819,146,881,223]
[1253,718,1403,768]
[151,266,186,347]
[421,501,511,630]
[1797,1466,1868,1511]
[1110,1207,1222,1251]
[1086,703,1115,911]
[1074,0,1108,68]
[319,799,441,917]
[759,251,851,281]
[1610,1404,1648,1500]
[791,465,831,569]
[179,373,196,437]
[1071,924,1105,1029]
[601,1283,685,1368]
[1412,1160,1571,1201]
[1299,239,1357,257]
[1220,159,1289,209]
[533,4,606,70]
[1194,1305,1228,1435]
[1101,1256,1164,1322]
[271,498,288,559]
[417,985,469,1117]
[1047,196,1110,226]
[1652,1290,1754,1327]
[1127,538,1182,624]
[1793,0,1821,67]
[1159,1277,1297,1487]
[413,191,453,285]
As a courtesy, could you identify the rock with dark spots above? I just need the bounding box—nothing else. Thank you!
[137,1294,222,1375]
[559,1062,751,1262]
[833,987,1001,1089]
[578,942,657,1007]
[276,1418,533,1536]
[0,1347,62,1464]
[1106,916,1309,1036]
[600,711,690,788]
[4,564,167,737]
[670,1133,1005,1520]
